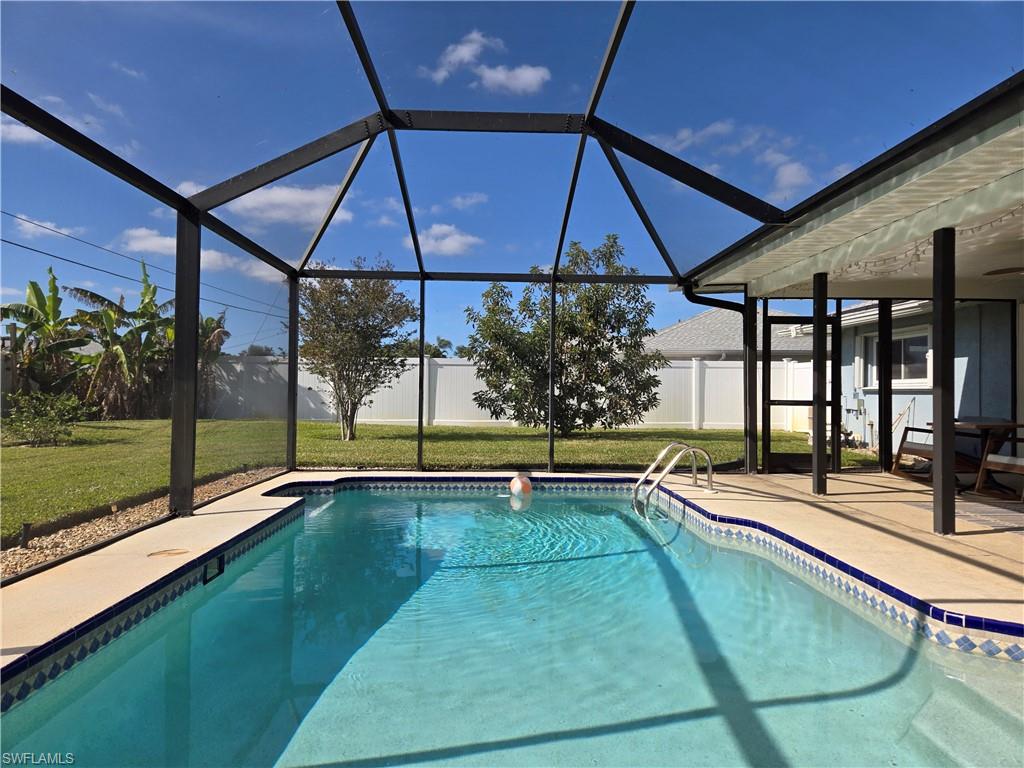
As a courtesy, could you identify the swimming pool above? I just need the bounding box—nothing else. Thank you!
[3,482,1021,767]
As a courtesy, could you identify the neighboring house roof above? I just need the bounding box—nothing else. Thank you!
[648,308,814,358]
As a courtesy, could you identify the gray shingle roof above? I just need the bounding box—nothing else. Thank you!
[648,308,814,357]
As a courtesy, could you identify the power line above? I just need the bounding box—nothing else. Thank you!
[0,210,286,312]
[1,238,288,320]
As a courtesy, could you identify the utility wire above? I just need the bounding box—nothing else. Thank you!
[1,210,285,312]
[1,239,288,320]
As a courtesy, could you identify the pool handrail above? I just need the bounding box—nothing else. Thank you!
[632,441,686,514]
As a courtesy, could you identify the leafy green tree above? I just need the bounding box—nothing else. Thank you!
[464,235,666,436]
[392,335,453,358]
[68,265,175,419]
[299,258,417,440]
[1,267,89,393]
[197,312,231,418]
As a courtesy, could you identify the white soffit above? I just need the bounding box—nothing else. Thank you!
[701,114,1024,294]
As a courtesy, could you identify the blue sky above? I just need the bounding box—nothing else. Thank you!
[2,1,1021,352]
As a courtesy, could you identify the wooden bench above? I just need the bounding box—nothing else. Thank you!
[892,426,981,478]
[975,436,1024,500]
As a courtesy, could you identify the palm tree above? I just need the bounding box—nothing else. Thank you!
[1,267,89,393]
[197,312,231,417]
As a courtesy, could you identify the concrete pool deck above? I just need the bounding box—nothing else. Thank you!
[2,469,1022,672]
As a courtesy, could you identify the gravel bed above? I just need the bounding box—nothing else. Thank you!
[1,468,284,580]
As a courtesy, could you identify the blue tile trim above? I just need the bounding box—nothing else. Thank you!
[1,498,305,712]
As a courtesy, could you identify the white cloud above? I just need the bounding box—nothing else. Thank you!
[149,206,174,220]
[420,30,505,84]
[174,180,207,197]
[406,223,483,256]
[757,147,791,168]
[120,226,282,283]
[450,192,488,210]
[121,227,175,256]
[768,161,813,203]
[472,64,550,94]
[87,92,125,119]
[372,214,398,228]
[115,138,142,160]
[828,162,856,181]
[111,61,146,80]
[12,214,85,240]
[79,280,98,289]
[225,184,352,229]
[648,119,735,154]
[1,116,46,144]
[1,286,23,298]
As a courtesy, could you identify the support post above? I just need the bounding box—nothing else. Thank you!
[760,298,770,472]
[812,272,828,495]
[877,299,894,471]
[743,293,757,473]
[933,228,956,534]
[548,279,557,473]
[831,300,842,473]
[169,210,201,515]
[286,275,298,470]
[417,278,426,471]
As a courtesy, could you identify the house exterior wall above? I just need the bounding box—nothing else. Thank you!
[839,301,1014,451]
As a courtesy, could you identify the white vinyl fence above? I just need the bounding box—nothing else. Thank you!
[210,357,815,432]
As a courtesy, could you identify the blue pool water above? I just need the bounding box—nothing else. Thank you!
[3,489,1022,767]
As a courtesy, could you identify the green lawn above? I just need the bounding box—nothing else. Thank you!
[1,419,876,539]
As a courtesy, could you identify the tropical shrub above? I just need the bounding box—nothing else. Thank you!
[4,391,91,446]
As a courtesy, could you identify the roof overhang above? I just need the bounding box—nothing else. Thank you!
[687,73,1024,301]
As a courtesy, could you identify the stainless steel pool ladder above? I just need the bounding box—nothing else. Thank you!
[632,443,716,517]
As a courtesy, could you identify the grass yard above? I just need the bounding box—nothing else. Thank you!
[1,419,877,539]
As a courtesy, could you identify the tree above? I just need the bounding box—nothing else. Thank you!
[392,335,452,358]
[197,312,231,418]
[69,265,175,419]
[299,258,417,440]
[1,267,89,394]
[464,235,666,436]
[240,343,274,356]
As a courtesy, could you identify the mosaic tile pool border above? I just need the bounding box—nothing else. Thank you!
[4,472,1020,714]
[272,474,1024,660]
[0,500,305,713]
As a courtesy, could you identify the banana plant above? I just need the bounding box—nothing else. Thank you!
[1,267,89,393]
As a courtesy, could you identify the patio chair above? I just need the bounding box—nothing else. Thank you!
[975,436,1024,500]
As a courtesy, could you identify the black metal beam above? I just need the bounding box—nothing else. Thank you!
[761,298,771,472]
[169,210,201,514]
[597,136,680,279]
[200,211,295,277]
[387,130,425,275]
[286,275,299,470]
[552,135,588,276]
[684,70,1024,285]
[190,113,386,211]
[932,228,956,534]
[1,85,189,213]
[297,136,375,272]
[586,0,635,121]
[812,272,828,495]
[877,299,893,471]
[743,293,757,473]
[589,117,785,224]
[831,301,842,474]
[389,110,585,134]
[548,279,557,473]
[336,1,390,114]
[417,278,426,471]
[299,269,677,284]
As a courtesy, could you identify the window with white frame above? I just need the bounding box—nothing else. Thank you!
[862,325,931,387]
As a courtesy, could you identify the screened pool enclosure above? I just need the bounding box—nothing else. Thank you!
[2,0,1021,524]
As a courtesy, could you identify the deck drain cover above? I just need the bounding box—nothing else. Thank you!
[147,548,189,558]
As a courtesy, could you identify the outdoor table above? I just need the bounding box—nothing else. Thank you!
[928,418,1024,495]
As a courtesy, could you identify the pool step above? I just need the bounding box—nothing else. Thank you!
[902,677,1022,766]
